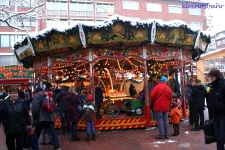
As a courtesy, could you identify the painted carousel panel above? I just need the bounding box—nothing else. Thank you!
[196,37,208,52]
[155,27,196,46]
[32,33,81,53]
[88,23,149,44]
[15,44,33,61]
[92,48,143,59]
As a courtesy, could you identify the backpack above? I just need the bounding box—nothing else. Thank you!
[38,91,55,112]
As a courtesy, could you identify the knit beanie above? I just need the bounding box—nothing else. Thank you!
[86,94,93,101]
[160,76,167,82]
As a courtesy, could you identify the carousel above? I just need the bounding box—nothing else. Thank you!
[13,15,211,130]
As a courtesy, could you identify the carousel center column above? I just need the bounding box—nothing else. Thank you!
[89,48,94,96]
[89,48,96,125]
[143,46,151,126]
[180,49,187,118]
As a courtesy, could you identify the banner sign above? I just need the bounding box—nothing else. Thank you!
[0,65,33,79]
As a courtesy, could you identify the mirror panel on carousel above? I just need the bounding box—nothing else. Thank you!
[51,60,90,98]
[93,48,145,119]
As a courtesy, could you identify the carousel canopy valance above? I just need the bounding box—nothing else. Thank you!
[13,15,211,68]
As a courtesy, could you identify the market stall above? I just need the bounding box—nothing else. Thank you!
[13,15,210,130]
[0,65,33,91]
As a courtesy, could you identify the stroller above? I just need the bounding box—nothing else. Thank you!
[24,128,39,150]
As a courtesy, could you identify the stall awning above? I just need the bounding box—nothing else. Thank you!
[0,79,29,85]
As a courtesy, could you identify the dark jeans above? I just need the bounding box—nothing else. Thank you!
[25,101,31,110]
[96,104,101,118]
[42,128,52,143]
[86,121,95,135]
[5,131,24,150]
[35,121,60,149]
[194,109,204,129]
[189,102,194,125]
[71,122,79,141]
[60,110,70,134]
[213,116,225,150]
[173,124,179,135]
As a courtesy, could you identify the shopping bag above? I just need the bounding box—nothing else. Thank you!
[203,120,216,144]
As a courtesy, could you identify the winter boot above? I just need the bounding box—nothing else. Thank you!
[85,135,91,141]
[92,134,96,141]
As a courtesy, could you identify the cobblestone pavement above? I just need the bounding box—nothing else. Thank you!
[0,118,217,150]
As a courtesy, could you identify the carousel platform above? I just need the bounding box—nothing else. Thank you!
[54,109,189,131]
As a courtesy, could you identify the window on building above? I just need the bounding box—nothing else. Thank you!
[0,21,8,27]
[168,5,182,14]
[190,22,202,30]
[47,1,68,16]
[188,8,201,15]
[0,34,26,48]
[0,0,9,6]
[0,35,10,47]
[122,1,139,10]
[0,55,19,66]
[60,2,68,15]
[0,15,10,27]
[216,33,225,40]
[146,3,162,12]
[217,40,222,46]
[222,39,225,44]
[17,17,36,27]
[10,35,15,47]
[70,2,94,16]
[17,0,34,8]
[96,3,114,16]
[16,35,26,42]
[86,3,94,16]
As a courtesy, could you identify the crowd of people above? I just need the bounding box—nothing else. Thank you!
[149,69,225,150]
[0,68,224,150]
[0,82,98,150]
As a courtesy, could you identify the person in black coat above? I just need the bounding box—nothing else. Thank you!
[55,86,70,134]
[185,81,194,125]
[190,79,207,131]
[207,69,225,150]
[129,84,136,97]
[0,86,31,150]
[95,84,103,119]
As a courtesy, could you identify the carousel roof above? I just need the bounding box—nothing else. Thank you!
[13,15,211,68]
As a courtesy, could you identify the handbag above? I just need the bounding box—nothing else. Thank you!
[203,120,216,144]
[150,87,167,110]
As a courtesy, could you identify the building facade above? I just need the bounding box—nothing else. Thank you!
[1,0,208,66]
[197,48,225,84]
[207,30,225,52]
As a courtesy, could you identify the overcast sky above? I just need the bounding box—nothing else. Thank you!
[204,0,225,34]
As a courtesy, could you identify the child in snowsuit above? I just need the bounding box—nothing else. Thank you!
[169,102,181,136]
[83,94,96,141]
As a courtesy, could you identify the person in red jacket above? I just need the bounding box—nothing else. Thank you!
[169,102,181,136]
[150,76,172,140]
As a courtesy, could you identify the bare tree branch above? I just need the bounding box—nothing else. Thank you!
[0,0,47,31]
[2,0,46,22]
